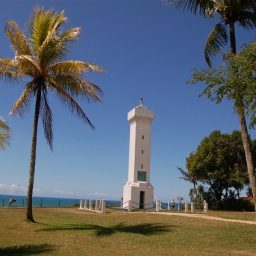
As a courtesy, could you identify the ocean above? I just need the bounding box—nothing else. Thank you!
[0,194,120,208]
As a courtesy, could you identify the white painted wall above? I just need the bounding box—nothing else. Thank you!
[123,102,155,210]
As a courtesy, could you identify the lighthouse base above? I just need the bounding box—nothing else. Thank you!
[122,182,154,210]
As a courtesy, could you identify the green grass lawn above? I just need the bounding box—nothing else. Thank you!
[0,208,255,256]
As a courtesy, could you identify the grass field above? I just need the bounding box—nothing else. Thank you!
[0,208,255,256]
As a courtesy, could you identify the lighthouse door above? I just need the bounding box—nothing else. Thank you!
[139,191,145,209]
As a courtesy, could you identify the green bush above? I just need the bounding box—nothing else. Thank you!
[219,198,254,211]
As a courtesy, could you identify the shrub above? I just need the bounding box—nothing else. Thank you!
[219,198,254,211]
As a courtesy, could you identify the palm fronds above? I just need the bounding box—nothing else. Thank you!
[3,7,104,148]
[4,20,31,55]
[49,61,104,75]
[40,89,53,149]
[48,74,102,102]
[204,23,228,67]
[0,117,10,150]
[0,58,21,81]
[9,81,36,117]
[165,0,214,15]
[177,167,198,188]
[14,55,42,77]
[166,0,256,65]
[51,81,95,128]
[238,11,256,29]
[30,7,67,54]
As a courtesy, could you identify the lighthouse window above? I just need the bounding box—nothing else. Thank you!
[137,171,146,181]
[142,149,144,154]
[142,135,144,140]
[141,164,143,169]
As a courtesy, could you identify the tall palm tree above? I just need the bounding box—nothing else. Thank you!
[0,117,10,149]
[167,0,256,204]
[0,7,103,222]
[177,167,197,190]
[177,167,198,198]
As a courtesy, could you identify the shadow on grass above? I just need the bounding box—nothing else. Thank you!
[0,244,55,255]
[37,223,172,236]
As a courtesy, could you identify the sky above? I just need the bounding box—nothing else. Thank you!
[0,0,256,202]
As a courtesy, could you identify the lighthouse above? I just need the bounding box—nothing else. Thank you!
[123,99,155,210]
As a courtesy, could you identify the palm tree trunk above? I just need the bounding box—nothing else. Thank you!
[238,112,256,199]
[193,182,198,197]
[26,87,41,222]
[229,22,256,210]
[229,22,236,55]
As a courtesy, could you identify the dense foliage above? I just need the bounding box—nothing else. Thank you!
[167,0,256,210]
[189,42,256,207]
[181,130,255,209]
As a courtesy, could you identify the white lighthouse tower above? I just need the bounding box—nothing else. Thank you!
[123,99,155,210]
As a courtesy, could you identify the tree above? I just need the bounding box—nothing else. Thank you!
[0,7,103,222]
[178,167,197,189]
[176,196,184,202]
[166,0,256,66]
[190,42,256,207]
[185,130,248,207]
[0,117,10,149]
[166,0,256,204]
[177,167,199,199]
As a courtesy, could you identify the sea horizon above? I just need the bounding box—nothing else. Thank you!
[0,194,121,208]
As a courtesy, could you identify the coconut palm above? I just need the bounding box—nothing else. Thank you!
[177,167,197,191]
[0,117,10,149]
[178,167,199,199]
[167,0,256,204]
[166,1,256,65]
[0,7,103,222]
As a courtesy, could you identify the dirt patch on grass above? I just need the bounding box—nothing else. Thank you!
[231,250,256,256]
[149,212,256,225]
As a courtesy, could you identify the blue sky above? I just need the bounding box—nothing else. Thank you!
[0,0,255,201]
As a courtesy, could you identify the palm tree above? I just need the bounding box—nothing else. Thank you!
[0,7,104,222]
[177,167,198,199]
[177,167,197,190]
[167,0,256,204]
[0,117,10,149]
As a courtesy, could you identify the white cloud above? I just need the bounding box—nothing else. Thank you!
[0,183,42,196]
[0,183,120,200]
[86,192,120,200]
[0,183,26,195]
[88,191,108,197]
[52,189,75,197]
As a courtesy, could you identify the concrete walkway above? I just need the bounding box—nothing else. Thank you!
[149,212,256,225]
